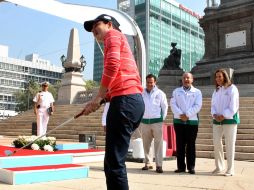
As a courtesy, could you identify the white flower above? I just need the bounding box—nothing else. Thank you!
[30,135,37,141]
[13,135,56,152]
[47,137,56,141]
[31,144,40,150]
[44,145,54,152]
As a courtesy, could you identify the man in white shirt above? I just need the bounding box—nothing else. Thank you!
[102,102,110,132]
[33,81,55,136]
[170,72,202,174]
[141,74,168,173]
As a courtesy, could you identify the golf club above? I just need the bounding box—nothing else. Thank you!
[4,117,75,156]
[4,99,107,156]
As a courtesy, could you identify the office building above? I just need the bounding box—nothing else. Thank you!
[0,45,63,119]
[93,0,205,81]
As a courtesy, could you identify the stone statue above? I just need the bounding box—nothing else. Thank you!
[162,42,181,70]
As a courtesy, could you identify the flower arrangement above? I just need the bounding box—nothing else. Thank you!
[12,135,57,151]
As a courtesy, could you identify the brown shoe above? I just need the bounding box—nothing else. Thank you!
[142,165,153,170]
[156,166,163,173]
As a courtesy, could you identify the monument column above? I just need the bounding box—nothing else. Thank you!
[57,28,86,104]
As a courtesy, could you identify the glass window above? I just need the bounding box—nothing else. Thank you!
[135,0,145,5]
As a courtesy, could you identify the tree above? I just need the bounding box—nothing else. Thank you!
[15,80,61,113]
[48,80,61,100]
[15,80,40,112]
[85,80,99,90]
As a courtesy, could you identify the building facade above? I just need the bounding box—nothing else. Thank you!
[137,0,205,75]
[93,0,205,81]
[0,45,63,119]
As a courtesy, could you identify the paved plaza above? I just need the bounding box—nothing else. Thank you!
[0,135,253,190]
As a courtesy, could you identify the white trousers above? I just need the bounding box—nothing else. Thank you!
[141,122,163,167]
[36,108,49,136]
[213,124,237,174]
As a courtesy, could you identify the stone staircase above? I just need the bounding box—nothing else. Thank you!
[1,97,254,160]
[0,104,106,149]
[160,84,254,98]
[164,97,254,161]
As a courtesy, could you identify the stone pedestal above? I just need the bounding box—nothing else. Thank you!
[157,69,184,97]
[158,70,184,86]
[191,0,254,96]
[57,72,85,104]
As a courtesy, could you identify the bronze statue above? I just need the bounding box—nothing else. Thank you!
[162,42,181,70]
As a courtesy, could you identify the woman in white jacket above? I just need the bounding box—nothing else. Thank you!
[211,69,240,176]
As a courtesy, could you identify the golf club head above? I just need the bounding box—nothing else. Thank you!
[4,150,13,156]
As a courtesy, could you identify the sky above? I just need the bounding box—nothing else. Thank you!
[0,0,207,80]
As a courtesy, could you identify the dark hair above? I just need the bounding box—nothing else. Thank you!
[146,74,157,81]
[214,69,232,90]
[102,20,121,32]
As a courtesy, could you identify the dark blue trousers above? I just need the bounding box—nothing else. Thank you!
[105,93,144,190]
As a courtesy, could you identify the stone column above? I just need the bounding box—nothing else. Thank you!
[57,28,86,105]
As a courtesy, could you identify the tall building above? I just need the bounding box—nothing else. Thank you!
[93,43,104,82]
[135,0,205,75]
[93,0,205,81]
[0,45,63,119]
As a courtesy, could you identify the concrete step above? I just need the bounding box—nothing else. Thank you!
[198,128,212,133]
[237,128,254,134]
[198,124,254,129]
[197,139,254,146]
[199,107,254,111]
[0,153,73,168]
[0,131,32,136]
[198,119,254,125]
[197,144,254,153]
[197,115,254,120]
[51,134,78,140]
[197,151,254,161]
[197,133,254,140]
[0,164,89,185]
[0,128,31,133]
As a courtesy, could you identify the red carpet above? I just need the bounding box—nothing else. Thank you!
[5,164,83,171]
[0,145,103,157]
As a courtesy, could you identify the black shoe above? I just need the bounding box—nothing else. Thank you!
[188,169,195,174]
[156,166,163,173]
[174,169,185,173]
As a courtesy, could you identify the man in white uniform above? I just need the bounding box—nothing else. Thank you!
[33,81,54,136]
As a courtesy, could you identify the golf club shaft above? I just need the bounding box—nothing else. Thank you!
[96,39,104,57]
[15,117,75,153]
[11,99,107,155]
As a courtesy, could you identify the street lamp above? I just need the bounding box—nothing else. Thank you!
[60,54,86,72]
